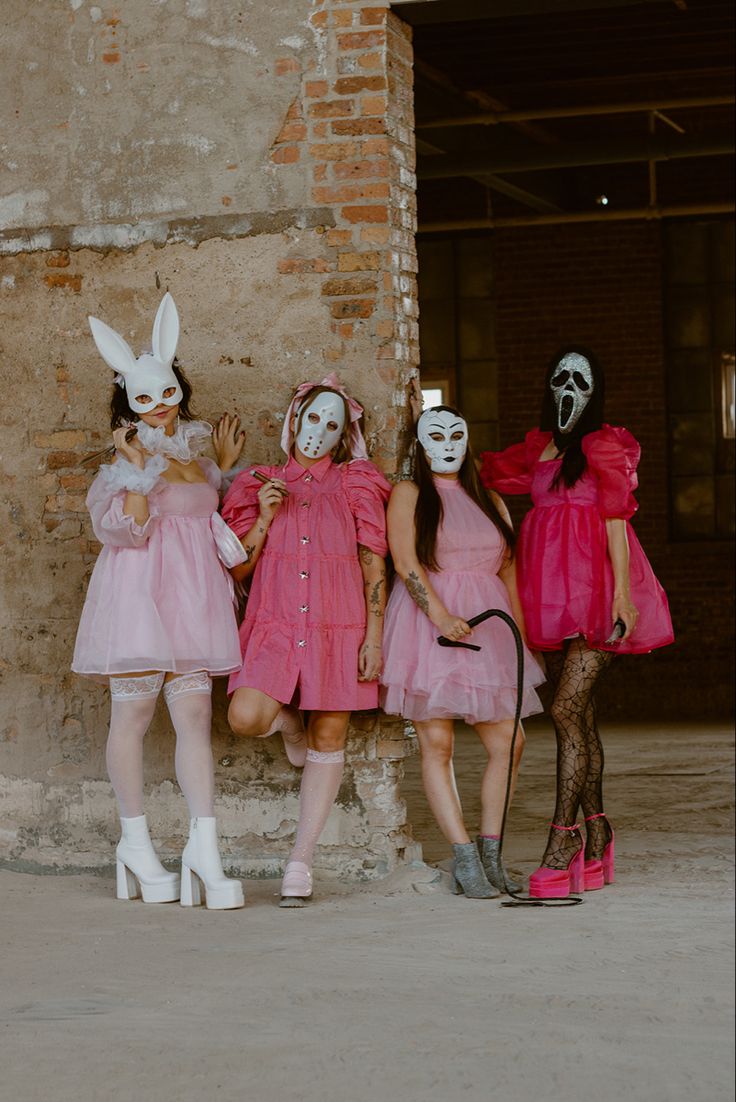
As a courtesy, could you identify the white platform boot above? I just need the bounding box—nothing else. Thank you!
[180,817,245,910]
[116,815,180,904]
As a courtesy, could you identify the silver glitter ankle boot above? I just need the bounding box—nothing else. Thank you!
[450,842,499,898]
[476,836,522,894]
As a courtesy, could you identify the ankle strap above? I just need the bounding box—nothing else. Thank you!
[584,813,606,822]
[550,822,580,832]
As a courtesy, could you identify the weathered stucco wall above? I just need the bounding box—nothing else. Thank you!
[0,1,420,877]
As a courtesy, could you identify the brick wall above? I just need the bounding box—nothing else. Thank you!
[493,221,734,719]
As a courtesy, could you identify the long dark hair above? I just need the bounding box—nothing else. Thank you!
[109,358,195,429]
[539,346,605,489]
[414,406,515,572]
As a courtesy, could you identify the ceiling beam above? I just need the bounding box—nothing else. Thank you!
[419,201,735,232]
[417,94,736,129]
[417,133,735,178]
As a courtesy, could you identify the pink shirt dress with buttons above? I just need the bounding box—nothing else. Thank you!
[221,455,391,711]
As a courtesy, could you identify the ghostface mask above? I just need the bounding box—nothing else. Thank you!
[550,352,594,433]
[417,409,468,473]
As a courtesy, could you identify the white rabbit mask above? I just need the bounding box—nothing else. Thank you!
[88,293,183,415]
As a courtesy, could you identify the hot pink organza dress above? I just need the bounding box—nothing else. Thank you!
[480,425,674,654]
[380,478,545,725]
[221,454,391,711]
[72,458,242,680]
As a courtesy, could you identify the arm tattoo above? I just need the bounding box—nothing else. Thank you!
[359,545,374,566]
[369,576,385,618]
[406,571,430,616]
[243,544,255,561]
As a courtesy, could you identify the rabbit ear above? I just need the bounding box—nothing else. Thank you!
[151,292,179,367]
[88,316,138,377]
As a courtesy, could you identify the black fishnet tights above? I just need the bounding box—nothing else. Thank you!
[542,639,613,868]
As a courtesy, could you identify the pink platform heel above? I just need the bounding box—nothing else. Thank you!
[583,812,615,891]
[529,823,585,899]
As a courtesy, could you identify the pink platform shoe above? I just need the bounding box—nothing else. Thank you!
[583,812,615,891]
[279,860,313,908]
[529,823,585,899]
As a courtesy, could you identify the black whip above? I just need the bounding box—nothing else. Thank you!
[437,608,583,908]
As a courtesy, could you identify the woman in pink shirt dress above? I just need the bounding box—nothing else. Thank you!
[480,347,673,899]
[221,375,390,907]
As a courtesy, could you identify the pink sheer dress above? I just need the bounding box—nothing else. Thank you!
[221,454,391,711]
[72,457,242,680]
[480,425,674,654]
[380,478,545,725]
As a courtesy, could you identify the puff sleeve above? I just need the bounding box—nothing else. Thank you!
[197,456,223,493]
[87,455,167,548]
[583,425,641,519]
[342,459,391,556]
[221,466,274,539]
[479,429,549,494]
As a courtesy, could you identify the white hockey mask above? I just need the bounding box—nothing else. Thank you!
[550,353,594,434]
[294,390,347,459]
[89,293,183,415]
[417,409,468,473]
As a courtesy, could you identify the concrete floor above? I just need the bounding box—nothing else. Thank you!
[1,722,733,1102]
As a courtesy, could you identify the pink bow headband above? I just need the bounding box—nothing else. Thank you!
[280,372,368,459]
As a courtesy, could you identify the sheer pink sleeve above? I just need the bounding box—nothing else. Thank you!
[342,459,391,556]
[583,425,641,519]
[479,430,548,494]
[197,457,223,492]
[87,459,165,548]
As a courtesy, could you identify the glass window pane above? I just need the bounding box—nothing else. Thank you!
[716,474,735,537]
[458,299,494,360]
[417,240,453,300]
[468,421,499,454]
[670,414,715,476]
[457,237,494,298]
[710,221,735,284]
[419,299,455,363]
[458,360,498,420]
[713,287,736,348]
[665,223,709,285]
[672,476,715,538]
[665,286,711,349]
[668,349,713,413]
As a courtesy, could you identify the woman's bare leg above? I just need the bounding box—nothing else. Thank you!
[414,719,469,845]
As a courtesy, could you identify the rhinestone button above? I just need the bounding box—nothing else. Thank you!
[299,570,310,580]
[300,535,311,545]
[304,474,313,483]
[301,501,310,509]
[298,640,306,648]
[300,605,309,613]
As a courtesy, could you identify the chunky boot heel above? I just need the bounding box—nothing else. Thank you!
[450,842,499,899]
[115,815,180,904]
[476,836,522,894]
[180,818,244,911]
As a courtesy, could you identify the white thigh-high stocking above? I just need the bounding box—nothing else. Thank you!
[163,673,215,818]
[107,673,165,818]
[289,749,345,866]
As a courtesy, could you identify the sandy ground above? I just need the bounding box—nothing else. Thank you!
[1,721,733,1102]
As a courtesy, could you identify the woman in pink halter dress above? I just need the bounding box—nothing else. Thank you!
[480,347,674,899]
[72,293,244,911]
[381,403,544,899]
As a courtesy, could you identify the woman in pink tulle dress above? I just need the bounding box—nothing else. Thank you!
[380,401,544,899]
[72,293,245,911]
[220,375,391,907]
[480,346,674,899]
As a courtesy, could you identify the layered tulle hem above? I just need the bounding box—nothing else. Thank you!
[380,681,543,726]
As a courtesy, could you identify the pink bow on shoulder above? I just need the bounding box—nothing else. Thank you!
[280,371,368,459]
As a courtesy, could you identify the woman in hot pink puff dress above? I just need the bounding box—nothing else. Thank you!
[480,346,674,899]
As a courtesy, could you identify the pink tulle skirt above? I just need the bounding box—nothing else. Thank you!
[380,570,544,725]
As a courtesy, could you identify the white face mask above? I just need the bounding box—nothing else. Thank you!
[294,391,346,459]
[550,353,594,434]
[88,293,183,415]
[417,409,468,473]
